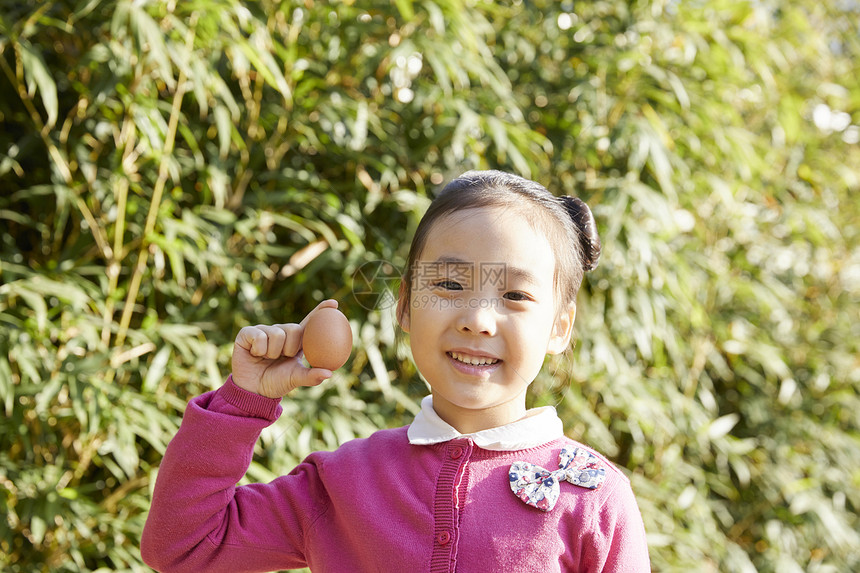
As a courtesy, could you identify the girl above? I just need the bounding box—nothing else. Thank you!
[141,170,650,572]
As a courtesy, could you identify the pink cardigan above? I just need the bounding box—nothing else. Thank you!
[141,379,650,572]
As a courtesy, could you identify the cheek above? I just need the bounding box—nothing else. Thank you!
[532,317,562,357]
[506,319,553,361]
[503,346,547,388]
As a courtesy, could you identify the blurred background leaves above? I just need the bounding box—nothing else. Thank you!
[1,0,858,571]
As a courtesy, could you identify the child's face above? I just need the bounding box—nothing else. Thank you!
[398,206,575,433]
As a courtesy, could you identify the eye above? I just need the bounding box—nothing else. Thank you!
[503,291,533,302]
[432,280,463,291]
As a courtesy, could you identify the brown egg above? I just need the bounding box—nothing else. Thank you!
[302,307,352,370]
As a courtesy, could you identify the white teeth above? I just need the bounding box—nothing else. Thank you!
[450,352,499,366]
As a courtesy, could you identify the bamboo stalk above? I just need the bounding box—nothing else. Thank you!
[101,117,136,347]
[114,69,188,348]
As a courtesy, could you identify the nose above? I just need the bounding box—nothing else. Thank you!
[456,301,497,336]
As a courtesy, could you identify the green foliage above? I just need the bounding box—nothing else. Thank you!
[1,0,858,571]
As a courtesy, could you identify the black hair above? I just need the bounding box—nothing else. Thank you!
[399,170,600,319]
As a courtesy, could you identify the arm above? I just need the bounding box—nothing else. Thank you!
[141,301,339,572]
[591,476,651,573]
[141,378,311,572]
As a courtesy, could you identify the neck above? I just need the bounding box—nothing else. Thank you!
[432,395,528,434]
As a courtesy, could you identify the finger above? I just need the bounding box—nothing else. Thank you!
[255,325,287,360]
[299,299,339,327]
[261,362,331,396]
[235,326,267,356]
[273,323,303,358]
[291,366,333,389]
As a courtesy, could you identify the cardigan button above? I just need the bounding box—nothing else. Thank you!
[436,531,451,545]
[450,446,464,459]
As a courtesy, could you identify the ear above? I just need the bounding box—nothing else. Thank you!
[546,302,576,355]
[396,279,410,332]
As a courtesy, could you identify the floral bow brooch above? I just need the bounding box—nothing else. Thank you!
[509,446,606,511]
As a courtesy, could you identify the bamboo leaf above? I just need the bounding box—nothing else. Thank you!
[18,39,58,127]
[395,0,415,21]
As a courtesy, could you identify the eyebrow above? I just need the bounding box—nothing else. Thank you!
[504,264,540,286]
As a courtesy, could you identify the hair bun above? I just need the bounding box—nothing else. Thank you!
[560,196,601,271]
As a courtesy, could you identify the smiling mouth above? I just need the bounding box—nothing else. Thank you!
[448,351,500,366]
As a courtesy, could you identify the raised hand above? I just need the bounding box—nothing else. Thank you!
[231,299,338,398]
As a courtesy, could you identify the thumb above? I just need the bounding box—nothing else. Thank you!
[257,361,332,398]
[290,365,333,390]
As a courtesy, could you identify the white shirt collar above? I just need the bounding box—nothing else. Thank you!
[407,395,564,451]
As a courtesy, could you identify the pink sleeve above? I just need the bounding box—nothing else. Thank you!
[140,376,326,573]
[586,473,651,572]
